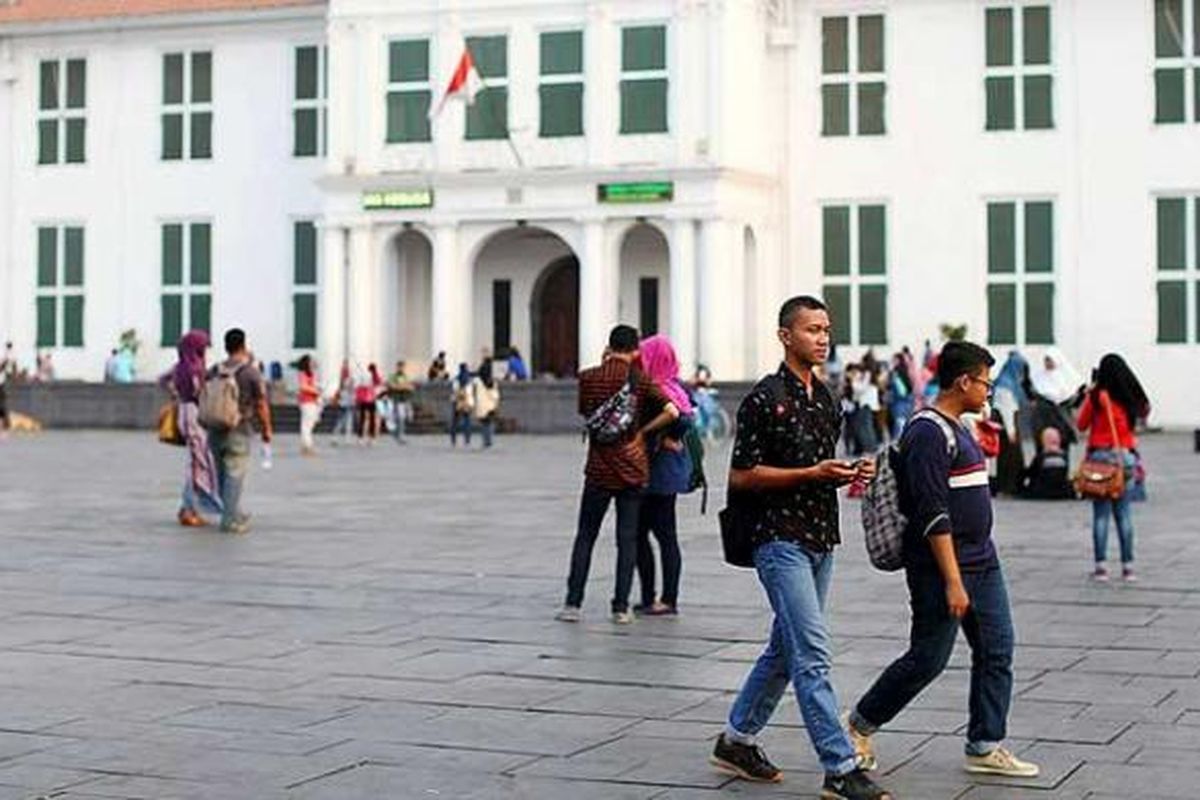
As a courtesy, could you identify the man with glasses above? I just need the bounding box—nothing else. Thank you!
[843,341,1040,780]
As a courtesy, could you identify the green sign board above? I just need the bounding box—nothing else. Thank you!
[597,181,674,204]
[362,188,434,210]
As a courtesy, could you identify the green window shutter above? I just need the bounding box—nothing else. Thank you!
[162,224,183,285]
[1024,201,1053,273]
[1195,280,1200,341]
[190,223,211,285]
[1022,6,1051,65]
[858,205,886,275]
[39,61,59,110]
[822,83,850,136]
[467,36,508,78]
[1024,282,1054,344]
[294,108,318,156]
[62,295,84,347]
[823,284,851,345]
[161,294,183,346]
[1155,69,1185,123]
[985,77,1015,130]
[465,87,509,139]
[163,54,184,104]
[295,46,319,100]
[36,296,56,347]
[1156,280,1186,343]
[293,293,317,348]
[857,15,885,72]
[541,31,583,75]
[859,284,888,345]
[162,114,183,160]
[823,206,851,276]
[1156,0,1184,57]
[66,59,86,109]
[539,83,584,137]
[190,293,211,335]
[619,79,667,134]
[65,118,86,163]
[191,52,212,103]
[987,283,1017,345]
[986,8,1014,67]
[988,203,1016,273]
[1157,197,1187,270]
[389,40,429,83]
[294,221,317,285]
[37,227,57,287]
[1195,0,1200,55]
[63,227,84,286]
[37,120,58,165]
[190,112,212,159]
[385,91,432,143]
[822,17,849,74]
[1023,75,1053,129]
[1194,67,1200,121]
[858,82,886,135]
[622,26,665,72]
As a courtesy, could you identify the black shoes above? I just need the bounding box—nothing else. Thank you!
[821,768,893,800]
[709,734,783,783]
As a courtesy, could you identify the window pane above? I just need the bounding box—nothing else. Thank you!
[858,15,885,73]
[1155,68,1185,123]
[163,54,184,104]
[859,284,888,345]
[190,223,211,285]
[1025,201,1053,273]
[294,221,317,285]
[190,112,212,159]
[37,227,57,287]
[823,206,851,276]
[296,46,319,100]
[386,91,432,143]
[987,283,1017,345]
[293,293,317,349]
[162,114,183,160]
[1156,280,1186,342]
[1195,67,1200,121]
[1195,280,1200,341]
[40,61,59,110]
[822,83,849,135]
[190,293,212,335]
[66,59,86,109]
[622,26,665,72]
[191,52,212,103]
[1023,75,1054,129]
[859,205,886,275]
[37,120,58,165]
[985,77,1015,130]
[162,225,183,285]
[294,108,318,156]
[160,294,183,346]
[823,284,851,345]
[822,17,849,74]
[389,40,429,83]
[619,79,667,134]
[986,8,1014,67]
[639,278,659,337]
[63,295,84,347]
[541,31,583,75]
[467,87,509,139]
[988,203,1016,273]
[1158,197,1187,270]
[65,118,86,163]
[858,82,886,135]
[1024,282,1054,344]
[539,83,584,137]
[1195,0,1200,55]
[467,36,507,78]
[64,227,84,286]
[36,296,56,348]
[492,280,512,353]
[1023,6,1051,65]
[1156,0,1184,57]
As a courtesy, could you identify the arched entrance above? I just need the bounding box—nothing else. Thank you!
[618,223,670,339]
[531,256,580,377]
[383,229,432,367]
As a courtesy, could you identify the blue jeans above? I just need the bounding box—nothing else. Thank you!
[208,429,251,528]
[564,484,643,613]
[391,400,409,441]
[853,564,1014,756]
[1089,449,1136,564]
[450,410,472,445]
[727,540,858,776]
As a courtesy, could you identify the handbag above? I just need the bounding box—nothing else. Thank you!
[157,402,184,446]
[718,495,757,569]
[1074,393,1125,501]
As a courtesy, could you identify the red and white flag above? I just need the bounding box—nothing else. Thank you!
[430,47,484,119]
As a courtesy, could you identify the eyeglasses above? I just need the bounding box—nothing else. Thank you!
[967,376,995,391]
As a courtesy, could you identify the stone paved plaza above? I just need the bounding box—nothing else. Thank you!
[0,430,1198,799]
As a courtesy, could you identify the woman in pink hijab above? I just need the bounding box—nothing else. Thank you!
[634,335,697,616]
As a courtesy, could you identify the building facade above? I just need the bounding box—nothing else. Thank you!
[1,0,1198,425]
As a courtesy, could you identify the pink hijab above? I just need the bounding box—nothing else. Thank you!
[639,335,693,415]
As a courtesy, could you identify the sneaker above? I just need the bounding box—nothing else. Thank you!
[554,605,582,623]
[220,520,251,535]
[1092,565,1110,582]
[964,746,1040,778]
[635,601,677,617]
[709,734,783,784]
[611,610,634,625]
[842,711,877,771]
[821,768,892,799]
[1122,566,1138,583]
[177,510,207,528]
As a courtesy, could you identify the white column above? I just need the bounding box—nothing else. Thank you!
[346,224,374,365]
[318,224,347,381]
[585,4,614,166]
[669,218,698,373]
[699,218,743,379]
[578,219,609,368]
[431,223,465,364]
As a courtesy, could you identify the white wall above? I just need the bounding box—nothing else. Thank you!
[616,223,670,334]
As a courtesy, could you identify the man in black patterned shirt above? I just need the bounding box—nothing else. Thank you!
[709,297,891,800]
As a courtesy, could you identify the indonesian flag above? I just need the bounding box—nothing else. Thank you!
[431,47,484,119]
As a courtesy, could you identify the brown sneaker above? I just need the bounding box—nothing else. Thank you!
[842,711,877,771]
[177,510,208,528]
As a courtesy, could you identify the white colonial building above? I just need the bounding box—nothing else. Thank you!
[1,0,1198,425]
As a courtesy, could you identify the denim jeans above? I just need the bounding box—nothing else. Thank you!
[450,410,472,445]
[391,400,409,442]
[479,416,495,448]
[208,429,251,528]
[636,493,682,607]
[727,540,858,777]
[853,564,1014,756]
[1088,449,1136,564]
[564,483,643,613]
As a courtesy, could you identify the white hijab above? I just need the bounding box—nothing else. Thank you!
[1030,347,1083,404]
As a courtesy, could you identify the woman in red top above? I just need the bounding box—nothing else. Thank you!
[296,355,322,456]
[1076,354,1149,583]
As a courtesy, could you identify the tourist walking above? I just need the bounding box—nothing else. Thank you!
[845,341,1039,781]
[1076,354,1150,582]
[449,363,475,446]
[472,360,501,448]
[296,355,321,456]
[710,296,890,800]
[159,331,222,527]
[354,363,382,444]
[557,325,679,625]
[387,360,414,443]
[331,360,354,443]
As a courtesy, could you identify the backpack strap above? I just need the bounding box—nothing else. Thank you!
[908,408,959,459]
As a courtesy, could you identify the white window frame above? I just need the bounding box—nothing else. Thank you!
[1154,193,1200,343]
[618,21,670,135]
[1154,0,1199,123]
[538,27,585,138]
[385,36,434,144]
[34,223,86,348]
[819,12,887,137]
[293,44,328,157]
[983,2,1054,131]
[162,50,214,160]
[36,57,86,165]
[985,197,1057,346]
[291,218,320,351]
[821,201,889,346]
[160,219,213,346]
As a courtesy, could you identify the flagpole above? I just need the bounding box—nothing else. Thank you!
[472,68,525,170]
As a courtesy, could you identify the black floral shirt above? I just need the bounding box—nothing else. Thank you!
[730,363,844,553]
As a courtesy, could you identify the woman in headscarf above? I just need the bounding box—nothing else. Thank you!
[1027,347,1082,457]
[992,351,1030,495]
[161,330,222,527]
[449,362,475,446]
[1077,354,1150,582]
[634,335,695,616]
[471,359,501,448]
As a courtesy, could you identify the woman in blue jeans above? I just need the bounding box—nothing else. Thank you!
[1076,354,1150,583]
